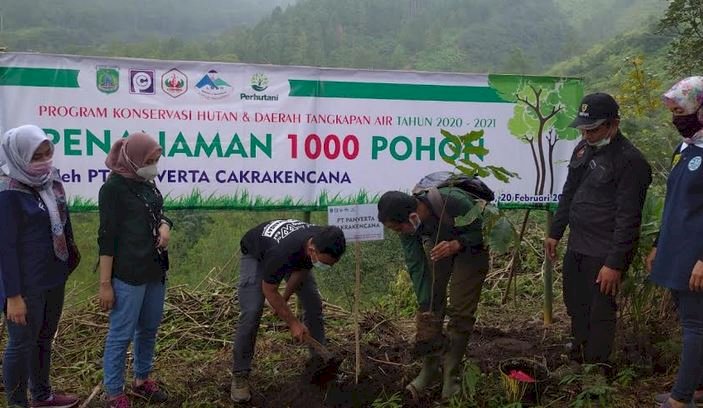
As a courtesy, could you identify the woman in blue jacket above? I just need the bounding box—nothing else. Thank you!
[648,76,703,408]
[0,125,80,408]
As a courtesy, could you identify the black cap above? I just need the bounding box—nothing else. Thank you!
[569,93,620,129]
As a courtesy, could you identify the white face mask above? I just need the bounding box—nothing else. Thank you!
[136,164,159,181]
[409,213,422,232]
[587,137,611,148]
[586,123,615,148]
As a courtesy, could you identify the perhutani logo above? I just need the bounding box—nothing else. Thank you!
[195,70,232,99]
[162,68,188,98]
[241,72,279,102]
[96,67,119,94]
[251,73,268,91]
[129,69,155,95]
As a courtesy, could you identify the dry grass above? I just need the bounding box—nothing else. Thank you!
[0,273,684,407]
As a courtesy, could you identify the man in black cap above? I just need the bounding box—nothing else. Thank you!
[544,93,652,364]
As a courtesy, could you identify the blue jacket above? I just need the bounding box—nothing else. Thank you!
[0,188,72,307]
[650,144,703,290]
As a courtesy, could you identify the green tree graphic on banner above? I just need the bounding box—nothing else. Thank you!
[488,75,583,195]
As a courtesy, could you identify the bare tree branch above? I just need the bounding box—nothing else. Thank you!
[516,94,537,112]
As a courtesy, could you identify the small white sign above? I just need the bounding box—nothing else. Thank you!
[328,204,384,242]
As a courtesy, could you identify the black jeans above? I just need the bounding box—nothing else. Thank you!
[3,284,65,407]
[562,251,617,364]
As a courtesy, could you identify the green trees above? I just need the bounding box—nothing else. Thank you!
[0,0,292,52]
[658,0,703,77]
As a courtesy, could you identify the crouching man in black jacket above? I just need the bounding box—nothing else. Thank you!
[544,93,652,364]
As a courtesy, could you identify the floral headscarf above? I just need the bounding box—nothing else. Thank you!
[662,76,703,144]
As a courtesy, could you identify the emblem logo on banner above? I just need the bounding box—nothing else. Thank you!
[241,72,279,101]
[251,73,269,92]
[96,66,119,94]
[162,68,188,98]
[195,69,232,99]
[129,69,155,95]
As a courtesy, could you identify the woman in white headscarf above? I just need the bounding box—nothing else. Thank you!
[0,125,80,408]
[648,76,703,408]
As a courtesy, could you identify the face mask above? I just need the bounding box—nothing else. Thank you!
[136,164,159,181]
[313,260,331,270]
[409,213,422,232]
[311,250,332,270]
[27,159,53,177]
[673,109,703,139]
[587,137,611,148]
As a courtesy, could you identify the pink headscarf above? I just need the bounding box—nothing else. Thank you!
[105,132,162,180]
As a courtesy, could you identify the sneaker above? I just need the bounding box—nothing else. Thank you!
[131,379,168,403]
[231,375,251,403]
[30,393,80,408]
[105,394,130,408]
[655,390,703,405]
[659,399,697,408]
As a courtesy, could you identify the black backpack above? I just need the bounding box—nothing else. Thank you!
[412,171,494,225]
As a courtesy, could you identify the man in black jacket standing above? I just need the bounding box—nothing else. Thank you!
[544,93,652,364]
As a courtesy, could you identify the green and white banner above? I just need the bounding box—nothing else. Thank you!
[0,52,583,210]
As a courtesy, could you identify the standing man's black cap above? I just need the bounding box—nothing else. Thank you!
[569,92,620,129]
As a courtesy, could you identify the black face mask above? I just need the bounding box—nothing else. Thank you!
[673,106,703,139]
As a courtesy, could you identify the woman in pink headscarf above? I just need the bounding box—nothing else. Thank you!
[98,133,173,408]
[648,76,703,408]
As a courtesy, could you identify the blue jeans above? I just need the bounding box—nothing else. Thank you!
[671,290,703,403]
[103,278,166,397]
[232,254,324,375]
[3,284,65,407]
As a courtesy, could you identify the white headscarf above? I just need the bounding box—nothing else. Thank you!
[0,125,68,261]
[0,125,54,185]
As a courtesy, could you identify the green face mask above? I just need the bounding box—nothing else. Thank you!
[311,250,332,270]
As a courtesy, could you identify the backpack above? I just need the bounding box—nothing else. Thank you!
[412,171,494,225]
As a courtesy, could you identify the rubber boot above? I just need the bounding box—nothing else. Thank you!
[413,311,446,357]
[231,374,251,403]
[441,332,470,401]
[406,355,441,398]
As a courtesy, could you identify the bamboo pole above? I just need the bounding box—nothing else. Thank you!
[543,212,554,325]
[501,209,531,304]
[353,241,361,384]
